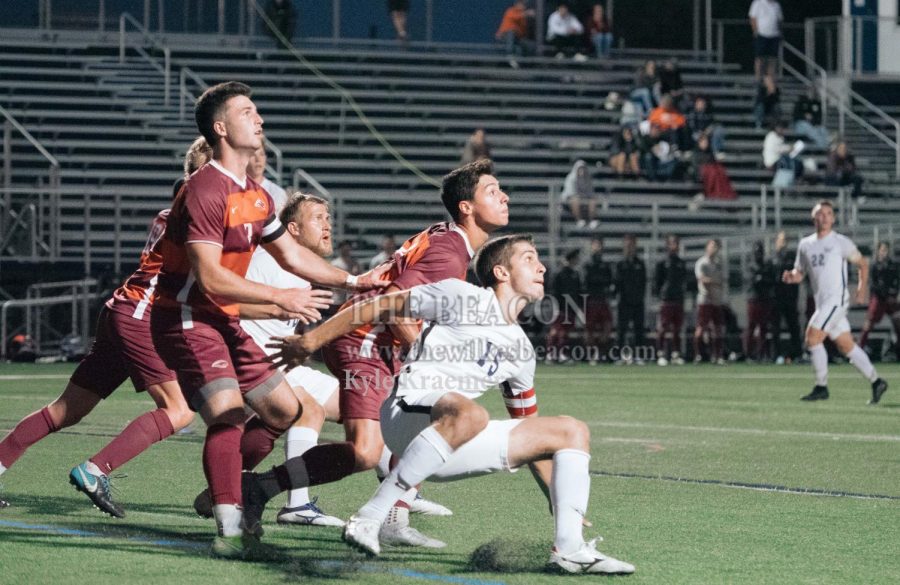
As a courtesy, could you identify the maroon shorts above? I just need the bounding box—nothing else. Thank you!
[866,296,900,324]
[322,336,400,421]
[657,301,684,331]
[150,307,283,411]
[584,299,612,333]
[747,299,774,329]
[71,304,176,398]
[696,303,724,331]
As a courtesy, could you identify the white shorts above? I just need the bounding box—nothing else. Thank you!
[380,391,524,481]
[285,365,339,406]
[808,301,851,340]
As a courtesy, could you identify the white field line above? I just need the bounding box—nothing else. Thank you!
[588,420,900,442]
[0,375,71,380]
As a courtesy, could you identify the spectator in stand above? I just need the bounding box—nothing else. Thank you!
[387,0,410,42]
[583,237,614,364]
[641,125,679,183]
[654,234,689,366]
[694,239,726,364]
[744,241,778,362]
[825,141,864,200]
[331,239,361,305]
[460,128,492,165]
[749,0,783,80]
[546,249,583,363]
[586,3,613,58]
[687,95,726,157]
[264,0,297,47]
[368,234,397,269]
[547,2,586,60]
[692,134,736,205]
[793,87,829,148]
[754,74,782,129]
[658,59,686,110]
[496,0,534,68]
[615,234,648,360]
[562,159,599,229]
[762,120,790,170]
[609,126,641,179]
[648,94,689,151]
[772,230,802,363]
[630,60,658,116]
[860,242,900,356]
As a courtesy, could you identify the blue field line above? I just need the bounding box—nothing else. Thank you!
[389,569,506,585]
[591,470,900,501]
[0,518,206,549]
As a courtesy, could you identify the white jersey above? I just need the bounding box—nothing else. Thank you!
[260,178,288,212]
[695,255,724,305]
[795,231,859,307]
[397,279,536,403]
[240,246,308,353]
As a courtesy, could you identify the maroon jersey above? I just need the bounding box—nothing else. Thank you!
[107,209,169,320]
[154,161,284,319]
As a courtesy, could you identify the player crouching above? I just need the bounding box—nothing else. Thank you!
[263,234,635,574]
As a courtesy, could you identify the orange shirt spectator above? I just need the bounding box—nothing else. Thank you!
[648,96,686,132]
[496,2,529,40]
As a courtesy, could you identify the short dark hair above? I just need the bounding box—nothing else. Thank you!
[474,234,534,288]
[195,81,252,146]
[565,249,581,263]
[440,159,494,222]
[279,191,329,226]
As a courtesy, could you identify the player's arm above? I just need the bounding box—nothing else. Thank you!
[268,288,414,371]
[238,303,310,322]
[263,231,390,291]
[783,248,805,284]
[849,252,868,304]
[382,283,422,346]
[187,242,330,319]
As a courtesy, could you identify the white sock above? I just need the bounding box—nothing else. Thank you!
[551,449,591,555]
[847,345,878,382]
[213,504,243,537]
[383,502,411,528]
[809,344,828,386]
[285,426,318,508]
[357,426,452,524]
[0,462,7,476]
[375,445,392,481]
[84,460,106,476]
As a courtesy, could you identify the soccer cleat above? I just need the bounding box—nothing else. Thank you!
[410,493,453,516]
[240,472,270,539]
[671,353,685,366]
[869,378,888,405]
[342,514,382,556]
[276,498,345,527]
[380,523,446,549]
[0,497,8,508]
[210,534,245,559]
[69,462,125,518]
[656,356,669,366]
[547,539,635,575]
[193,488,214,518]
[801,385,829,401]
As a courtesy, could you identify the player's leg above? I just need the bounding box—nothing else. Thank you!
[859,297,882,350]
[803,314,830,400]
[833,328,887,404]
[693,305,708,362]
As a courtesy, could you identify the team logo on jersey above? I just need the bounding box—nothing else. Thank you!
[211,359,229,369]
[231,205,239,215]
[824,247,832,253]
[254,198,266,210]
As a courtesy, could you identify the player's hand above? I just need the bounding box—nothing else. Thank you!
[353,264,392,291]
[266,334,315,372]
[855,287,867,306]
[781,270,797,284]
[273,288,333,324]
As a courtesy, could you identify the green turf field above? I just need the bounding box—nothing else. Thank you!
[0,362,897,584]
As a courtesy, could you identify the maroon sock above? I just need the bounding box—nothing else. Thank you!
[203,423,244,506]
[0,407,58,469]
[89,409,174,473]
[240,416,283,471]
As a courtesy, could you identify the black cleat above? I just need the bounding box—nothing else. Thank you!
[0,497,9,509]
[69,462,125,518]
[240,471,269,539]
[869,378,888,405]
[801,385,829,401]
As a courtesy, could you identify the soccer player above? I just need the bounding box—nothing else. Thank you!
[0,137,212,516]
[149,81,387,557]
[772,230,802,363]
[247,144,287,209]
[583,237,614,365]
[744,240,777,362]
[614,234,647,362]
[654,234,689,365]
[545,249,582,364]
[782,200,888,404]
[693,239,725,364]
[859,242,900,355]
[254,235,635,574]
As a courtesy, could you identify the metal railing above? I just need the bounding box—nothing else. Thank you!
[1,278,99,360]
[781,41,900,179]
[0,105,61,261]
[178,67,283,184]
[292,168,343,242]
[119,12,171,107]
[804,15,897,77]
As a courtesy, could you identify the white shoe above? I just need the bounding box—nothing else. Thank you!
[588,219,599,229]
[715,357,727,365]
[343,514,381,556]
[548,539,635,574]
[656,357,669,366]
[671,353,685,366]
[576,219,587,228]
[410,494,453,516]
[276,498,345,527]
[381,523,447,548]
[555,52,565,59]
[573,53,588,62]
